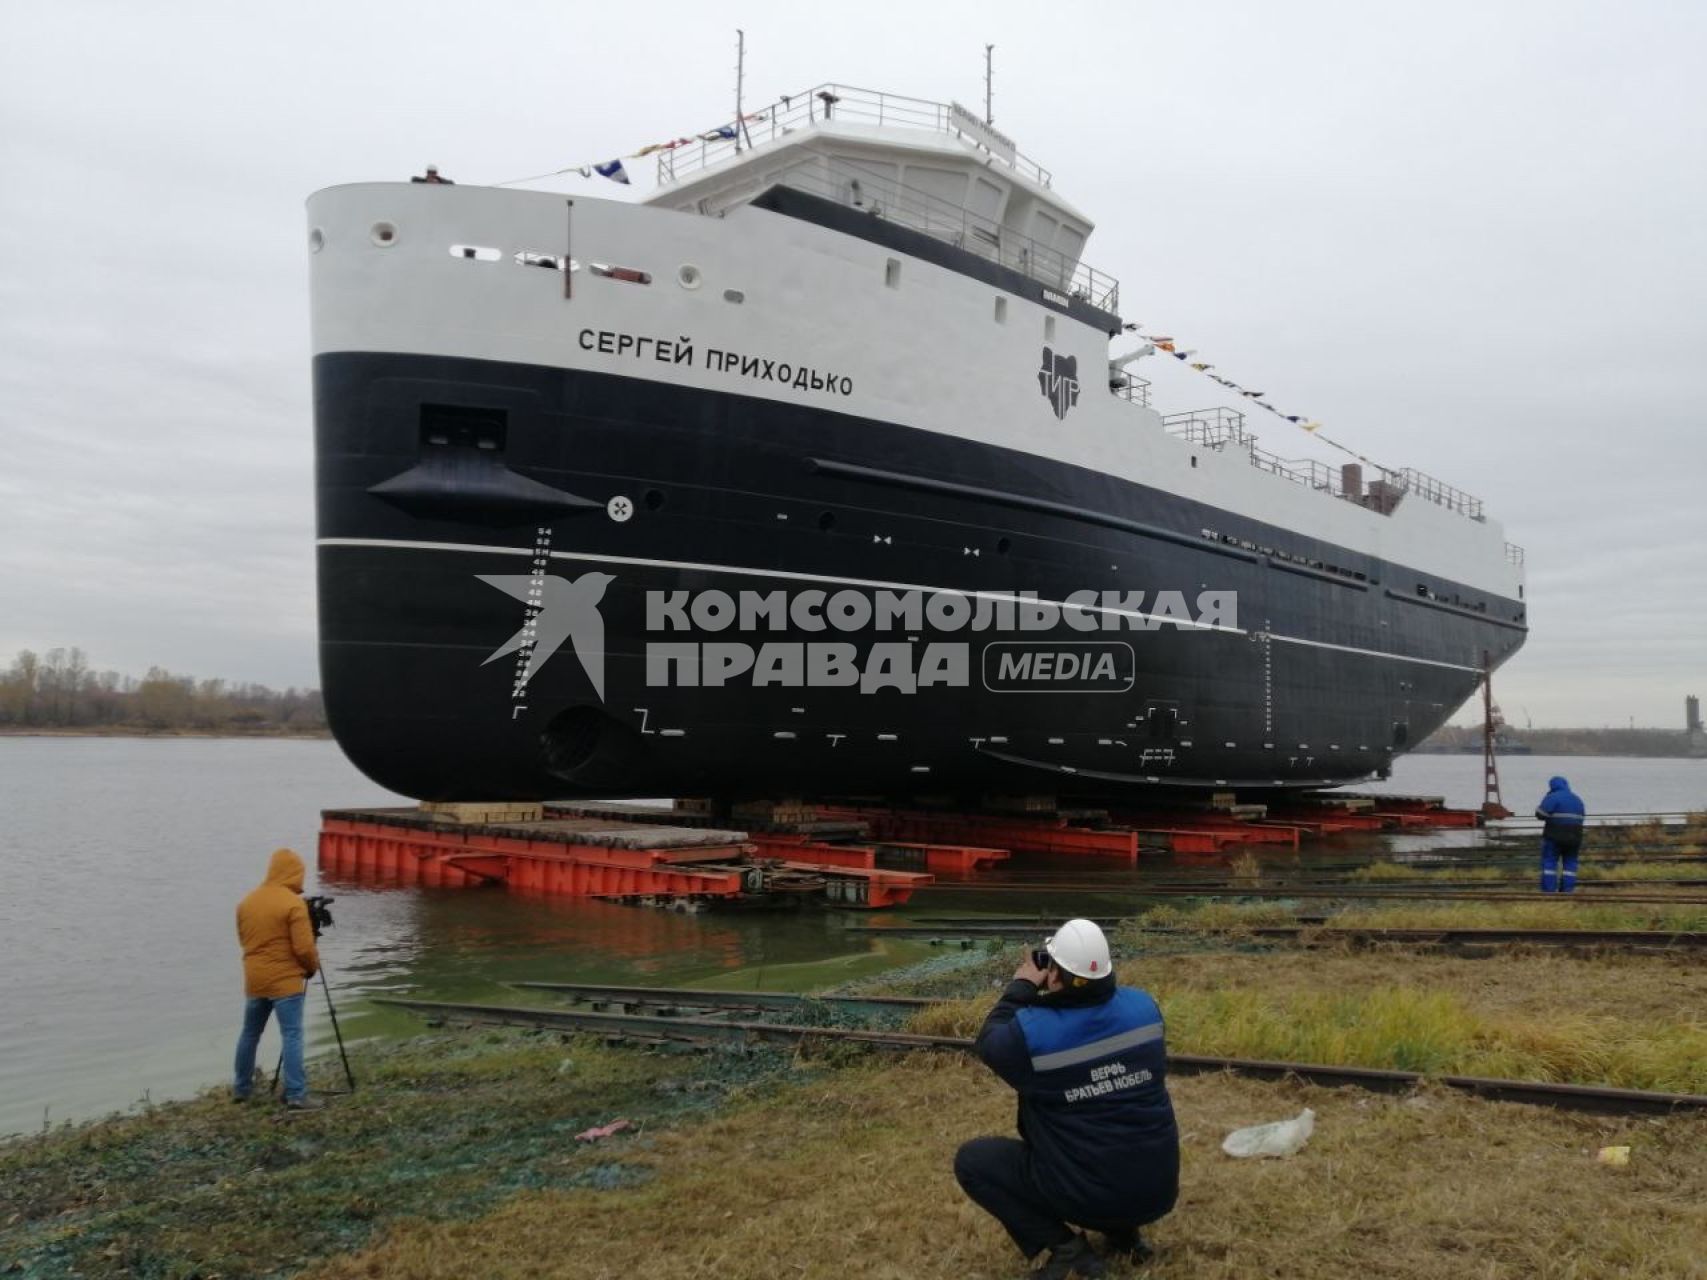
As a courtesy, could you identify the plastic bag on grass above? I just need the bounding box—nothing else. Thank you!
[1222,1107,1315,1158]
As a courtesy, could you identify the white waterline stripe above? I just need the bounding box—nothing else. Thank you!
[315,537,1480,671]
[1267,631,1481,674]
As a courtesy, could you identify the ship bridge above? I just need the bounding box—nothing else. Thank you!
[642,84,1119,318]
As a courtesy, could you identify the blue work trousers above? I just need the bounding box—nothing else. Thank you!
[1540,840,1579,893]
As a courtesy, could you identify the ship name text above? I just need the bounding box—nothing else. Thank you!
[578,328,854,396]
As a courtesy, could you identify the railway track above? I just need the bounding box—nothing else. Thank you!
[843,923,1707,951]
[378,986,1707,1117]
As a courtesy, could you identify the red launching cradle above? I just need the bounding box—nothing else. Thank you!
[818,806,1143,862]
[319,808,931,908]
[319,809,753,897]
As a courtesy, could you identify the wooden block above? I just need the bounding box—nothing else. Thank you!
[420,800,544,825]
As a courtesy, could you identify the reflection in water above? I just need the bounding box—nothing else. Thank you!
[0,740,907,1135]
[2,738,1698,1134]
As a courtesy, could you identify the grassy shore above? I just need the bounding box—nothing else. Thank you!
[6,938,1707,1278]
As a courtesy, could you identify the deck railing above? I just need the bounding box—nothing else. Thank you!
[760,154,1118,312]
[658,84,1055,188]
[1110,375,1151,408]
[1164,409,1413,511]
[1161,408,1497,523]
[1398,468,1484,520]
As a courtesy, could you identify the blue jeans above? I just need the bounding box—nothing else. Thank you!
[234,992,307,1101]
[1540,840,1579,893]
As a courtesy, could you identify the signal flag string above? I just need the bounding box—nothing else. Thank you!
[1137,332,1381,470]
[492,111,771,189]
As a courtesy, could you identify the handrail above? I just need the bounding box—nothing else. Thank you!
[731,152,1117,311]
[1163,409,1411,513]
[659,83,1055,188]
[1160,408,1496,523]
[1400,467,1484,520]
[1110,375,1151,408]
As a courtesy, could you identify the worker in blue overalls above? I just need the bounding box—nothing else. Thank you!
[1536,776,1587,892]
[955,918,1179,1279]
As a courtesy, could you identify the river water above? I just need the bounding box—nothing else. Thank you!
[1,738,1701,1135]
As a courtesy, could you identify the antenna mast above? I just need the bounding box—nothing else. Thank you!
[984,43,994,124]
[734,29,746,154]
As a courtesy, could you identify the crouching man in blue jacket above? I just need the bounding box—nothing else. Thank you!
[955,918,1179,1279]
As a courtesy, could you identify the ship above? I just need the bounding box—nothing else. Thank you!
[307,84,1527,802]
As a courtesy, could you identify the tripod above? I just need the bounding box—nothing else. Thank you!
[271,960,357,1096]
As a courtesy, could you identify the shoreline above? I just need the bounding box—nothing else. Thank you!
[0,727,332,740]
[7,941,1707,1278]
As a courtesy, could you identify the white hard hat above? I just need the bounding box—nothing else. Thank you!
[1045,918,1112,979]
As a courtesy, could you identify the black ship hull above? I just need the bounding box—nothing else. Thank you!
[315,351,1526,802]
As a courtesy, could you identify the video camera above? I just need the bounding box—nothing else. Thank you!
[304,894,335,938]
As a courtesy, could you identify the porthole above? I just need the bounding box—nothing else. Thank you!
[308,228,324,253]
[644,489,665,511]
[817,510,836,532]
[996,536,1012,555]
[370,221,398,247]
[677,264,703,289]
[723,288,745,303]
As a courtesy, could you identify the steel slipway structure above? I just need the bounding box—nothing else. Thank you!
[317,805,932,908]
[317,793,1486,905]
[307,84,1527,804]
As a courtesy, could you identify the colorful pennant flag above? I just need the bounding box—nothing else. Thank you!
[1134,328,1388,466]
[594,159,630,185]
[494,109,768,189]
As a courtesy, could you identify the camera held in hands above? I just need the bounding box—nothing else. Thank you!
[1030,946,1052,972]
[304,894,335,938]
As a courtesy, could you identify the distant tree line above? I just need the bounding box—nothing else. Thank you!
[0,648,326,734]
[1420,722,1696,758]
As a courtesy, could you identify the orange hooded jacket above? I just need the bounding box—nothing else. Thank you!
[236,848,320,998]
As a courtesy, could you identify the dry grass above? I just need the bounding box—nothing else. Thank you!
[1349,861,1506,882]
[1326,900,1707,932]
[1593,816,1707,853]
[1342,859,1704,884]
[1228,851,1264,887]
[908,947,1707,1093]
[1585,859,1706,882]
[1124,898,1707,939]
[1125,902,1299,936]
[302,1053,1707,1280]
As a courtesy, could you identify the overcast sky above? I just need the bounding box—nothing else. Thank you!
[2,0,1703,727]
